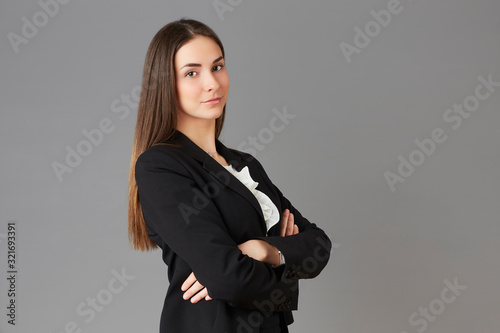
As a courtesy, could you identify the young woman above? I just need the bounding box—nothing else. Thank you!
[128,18,332,333]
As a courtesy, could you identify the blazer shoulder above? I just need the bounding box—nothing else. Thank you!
[134,143,187,176]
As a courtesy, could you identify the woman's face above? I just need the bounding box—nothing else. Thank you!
[174,35,229,127]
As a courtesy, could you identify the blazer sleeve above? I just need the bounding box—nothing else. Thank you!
[250,157,332,282]
[134,147,286,304]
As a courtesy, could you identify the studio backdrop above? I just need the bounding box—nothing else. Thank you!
[1,0,499,332]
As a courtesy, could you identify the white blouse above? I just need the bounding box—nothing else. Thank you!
[222,163,285,266]
[223,164,279,234]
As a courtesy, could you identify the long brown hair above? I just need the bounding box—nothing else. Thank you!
[128,18,227,251]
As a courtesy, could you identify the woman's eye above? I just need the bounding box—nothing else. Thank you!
[185,64,223,77]
[214,64,224,71]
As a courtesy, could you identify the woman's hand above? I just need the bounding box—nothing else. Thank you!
[280,208,299,237]
[237,239,277,265]
[181,272,213,303]
[181,209,299,303]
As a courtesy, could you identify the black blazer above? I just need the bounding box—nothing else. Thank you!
[135,130,332,333]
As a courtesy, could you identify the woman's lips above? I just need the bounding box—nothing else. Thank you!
[202,97,222,105]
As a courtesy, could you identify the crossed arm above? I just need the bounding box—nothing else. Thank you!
[181,209,299,303]
[136,147,331,306]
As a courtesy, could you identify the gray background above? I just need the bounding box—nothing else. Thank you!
[1,0,499,332]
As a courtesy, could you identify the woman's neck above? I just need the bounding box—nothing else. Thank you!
[176,120,217,155]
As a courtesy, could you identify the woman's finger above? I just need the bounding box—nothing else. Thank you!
[181,272,197,292]
[286,212,294,236]
[183,280,205,301]
[189,287,210,303]
[280,209,289,237]
[293,224,299,235]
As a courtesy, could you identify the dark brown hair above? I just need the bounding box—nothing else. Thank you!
[128,18,226,251]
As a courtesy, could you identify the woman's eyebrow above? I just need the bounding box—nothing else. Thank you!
[180,56,224,69]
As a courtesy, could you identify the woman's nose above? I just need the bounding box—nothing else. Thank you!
[204,72,220,91]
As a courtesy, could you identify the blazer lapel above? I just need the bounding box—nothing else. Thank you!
[166,130,267,233]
